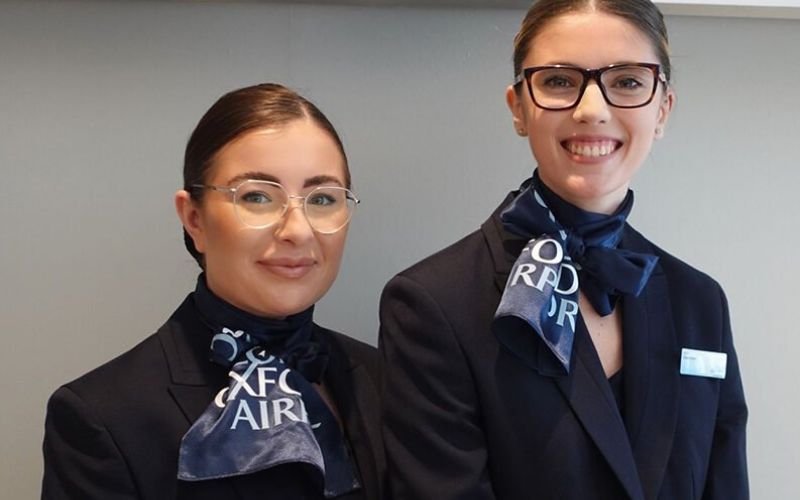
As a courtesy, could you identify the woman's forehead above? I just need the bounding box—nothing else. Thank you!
[206,122,347,186]
[524,11,658,68]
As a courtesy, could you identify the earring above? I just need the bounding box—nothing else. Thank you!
[517,128,526,136]
[655,127,663,136]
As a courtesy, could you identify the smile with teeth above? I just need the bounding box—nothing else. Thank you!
[563,140,620,158]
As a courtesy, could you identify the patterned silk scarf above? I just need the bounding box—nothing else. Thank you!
[178,275,360,497]
[492,171,659,372]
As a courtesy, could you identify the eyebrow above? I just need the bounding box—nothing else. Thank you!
[303,175,343,188]
[225,171,279,186]
[543,61,645,68]
[223,171,343,188]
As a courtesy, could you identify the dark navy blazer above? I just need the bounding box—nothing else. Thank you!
[42,296,384,500]
[379,193,748,500]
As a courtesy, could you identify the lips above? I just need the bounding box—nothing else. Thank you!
[258,257,316,279]
[561,139,621,158]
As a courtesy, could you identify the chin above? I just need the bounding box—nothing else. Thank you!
[269,291,324,318]
[549,178,626,213]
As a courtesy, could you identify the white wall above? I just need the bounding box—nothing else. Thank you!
[1,1,797,497]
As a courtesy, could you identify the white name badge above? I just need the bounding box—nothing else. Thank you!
[680,348,727,380]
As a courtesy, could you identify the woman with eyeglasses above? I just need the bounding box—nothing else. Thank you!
[42,83,383,499]
[380,1,747,499]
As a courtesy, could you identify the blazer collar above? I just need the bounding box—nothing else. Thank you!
[481,191,528,293]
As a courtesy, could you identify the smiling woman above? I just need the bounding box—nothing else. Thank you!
[379,1,748,499]
[42,84,384,500]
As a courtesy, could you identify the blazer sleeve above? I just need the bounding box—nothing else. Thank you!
[42,385,139,500]
[702,287,749,499]
[379,274,495,500]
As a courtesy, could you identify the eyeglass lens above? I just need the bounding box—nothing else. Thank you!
[233,180,356,233]
[530,65,656,109]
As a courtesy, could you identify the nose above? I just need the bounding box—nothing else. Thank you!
[572,81,611,124]
[273,198,315,243]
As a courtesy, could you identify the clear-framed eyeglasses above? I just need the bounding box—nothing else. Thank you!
[191,179,360,234]
[513,63,667,111]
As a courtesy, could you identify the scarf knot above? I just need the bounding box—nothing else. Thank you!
[492,171,658,372]
[178,275,359,497]
[565,232,587,261]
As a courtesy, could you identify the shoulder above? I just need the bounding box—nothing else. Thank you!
[43,330,169,457]
[387,192,518,299]
[626,224,724,294]
[42,298,224,498]
[405,229,486,272]
[624,225,729,322]
[47,296,214,424]
[56,331,167,408]
[43,329,174,484]
[379,225,507,353]
[389,228,495,297]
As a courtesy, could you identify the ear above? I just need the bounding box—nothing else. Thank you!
[654,86,676,140]
[175,189,207,254]
[505,85,528,137]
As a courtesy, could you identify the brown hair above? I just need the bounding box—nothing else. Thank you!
[512,0,671,89]
[182,83,349,266]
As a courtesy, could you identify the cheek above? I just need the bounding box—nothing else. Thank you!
[528,129,561,165]
[633,105,662,136]
[320,233,347,274]
[205,217,260,264]
[527,110,560,147]
[627,115,659,151]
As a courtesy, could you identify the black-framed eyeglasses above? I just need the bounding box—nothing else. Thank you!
[191,179,360,234]
[513,63,667,110]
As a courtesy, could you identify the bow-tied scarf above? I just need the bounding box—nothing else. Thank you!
[178,275,360,497]
[492,170,659,372]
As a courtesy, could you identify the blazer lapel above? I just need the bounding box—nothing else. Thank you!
[621,228,680,499]
[554,319,646,500]
[323,330,384,500]
[158,295,227,423]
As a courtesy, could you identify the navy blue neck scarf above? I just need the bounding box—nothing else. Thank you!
[492,170,658,372]
[178,275,360,497]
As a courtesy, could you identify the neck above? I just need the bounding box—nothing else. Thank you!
[195,273,313,331]
[537,173,627,216]
[561,193,623,216]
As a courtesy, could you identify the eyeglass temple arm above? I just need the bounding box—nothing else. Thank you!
[190,184,236,194]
